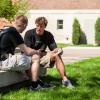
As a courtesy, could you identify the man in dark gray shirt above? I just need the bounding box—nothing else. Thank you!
[24,17,74,88]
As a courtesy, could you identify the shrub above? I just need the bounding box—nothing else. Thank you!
[0,0,28,21]
[95,18,100,45]
[72,18,85,45]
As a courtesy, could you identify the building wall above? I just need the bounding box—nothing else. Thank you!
[24,10,100,44]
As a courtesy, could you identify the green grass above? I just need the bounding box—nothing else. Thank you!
[71,44,99,47]
[71,44,95,47]
[1,57,100,100]
[57,43,100,48]
[57,43,69,48]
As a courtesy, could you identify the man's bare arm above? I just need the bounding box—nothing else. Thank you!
[18,44,39,56]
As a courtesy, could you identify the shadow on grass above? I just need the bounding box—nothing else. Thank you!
[40,75,79,87]
[68,77,79,87]
[0,80,31,94]
[86,76,100,88]
[0,75,79,95]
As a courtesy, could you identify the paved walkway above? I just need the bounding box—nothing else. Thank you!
[61,47,100,64]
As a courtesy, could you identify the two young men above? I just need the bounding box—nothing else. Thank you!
[0,15,73,91]
[0,15,53,91]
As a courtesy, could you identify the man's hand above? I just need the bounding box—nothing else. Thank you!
[53,48,63,56]
[35,50,41,55]
[36,50,46,57]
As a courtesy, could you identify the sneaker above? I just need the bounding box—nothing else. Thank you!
[29,80,54,91]
[62,80,74,89]
[29,85,41,91]
[38,80,52,88]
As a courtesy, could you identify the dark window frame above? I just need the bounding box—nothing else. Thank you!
[57,19,63,29]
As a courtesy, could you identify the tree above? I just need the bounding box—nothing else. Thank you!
[13,0,28,16]
[0,0,28,21]
[72,18,86,45]
[72,18,81,45]
[95,18,100,45]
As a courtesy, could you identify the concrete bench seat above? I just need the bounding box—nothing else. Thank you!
[0,49,28,88]
[0,48,47,88]
[0,70,28,88]
[0,68,47,88]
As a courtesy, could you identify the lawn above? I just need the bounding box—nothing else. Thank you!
[57,43,100,48]
[0,57,100,100]
[57,43,69,48]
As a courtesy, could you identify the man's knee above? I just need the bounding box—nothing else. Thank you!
[51,54,61,62]
[32,54,40,62]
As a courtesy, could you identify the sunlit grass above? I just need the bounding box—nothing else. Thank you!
[57,43,99,48]
[1,57,100,100]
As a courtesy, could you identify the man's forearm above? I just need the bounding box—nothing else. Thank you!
[19,44,39,56]
[26,47,40,56]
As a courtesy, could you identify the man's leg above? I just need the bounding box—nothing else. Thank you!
[41,52,68,80]
[31,54,40,81]
[27,54,41,90]
[26,54,52,91]
[54,55,68,81]
[50,53,73,88]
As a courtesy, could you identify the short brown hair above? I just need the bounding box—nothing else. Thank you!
[35,17,48,27]
[15,15,28,25]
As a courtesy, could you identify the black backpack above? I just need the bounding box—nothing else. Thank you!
[0,28,9,41]
[0,27,17,56]
[0,29,5,39]
[0,28,12,61]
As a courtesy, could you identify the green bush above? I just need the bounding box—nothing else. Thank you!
[72,18,84,45]
[0,0,14,20]
[95,18,100,45]
[0,0,28,21]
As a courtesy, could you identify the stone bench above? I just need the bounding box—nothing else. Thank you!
[0,68,47,88]
[0,70,28,88]
[0,48,47,88]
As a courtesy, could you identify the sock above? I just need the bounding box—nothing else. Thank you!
[31,81,38,88]
[37,80,44,86]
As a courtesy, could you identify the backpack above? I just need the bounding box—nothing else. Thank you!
[0,28,11,53]
[0,29,5,39]
[0,27,17,56]
[0,28,11,61]
[0,28,9,41]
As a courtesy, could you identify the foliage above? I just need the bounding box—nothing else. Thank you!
[95,18,100,45]
[57,43,69,48]
[72,18,85,45]
[0,0,28,21]
[14,0,28,16]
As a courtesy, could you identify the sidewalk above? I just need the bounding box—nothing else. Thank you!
[63,46,100,49]
[62,46,100,64]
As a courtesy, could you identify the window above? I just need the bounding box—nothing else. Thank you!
[57,20,63,29]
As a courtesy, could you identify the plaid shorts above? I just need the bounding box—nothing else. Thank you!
[0,54,31,72]
[40,52,55,68]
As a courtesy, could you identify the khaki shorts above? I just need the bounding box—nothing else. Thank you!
[0,54,31,72]
[40,52,55,68]
[38,52,55,76]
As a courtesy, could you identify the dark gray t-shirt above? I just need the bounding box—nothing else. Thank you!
[24,29,57,51]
